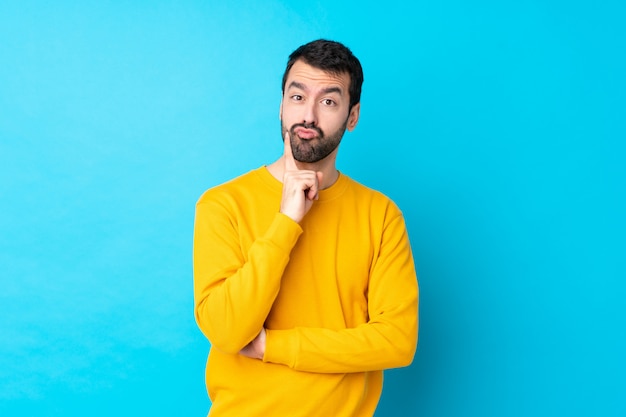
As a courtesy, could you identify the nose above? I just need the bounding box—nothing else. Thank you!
[302,101,318,126]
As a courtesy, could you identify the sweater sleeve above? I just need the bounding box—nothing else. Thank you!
[193,197,302,354]
[263,213,419,373]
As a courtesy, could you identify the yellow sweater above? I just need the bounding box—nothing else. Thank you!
[193,167,418,417]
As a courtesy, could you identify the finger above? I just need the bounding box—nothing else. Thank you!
[283,130,299,171]
[306,184,318,201]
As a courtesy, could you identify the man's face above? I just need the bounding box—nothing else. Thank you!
[280,60,360,163]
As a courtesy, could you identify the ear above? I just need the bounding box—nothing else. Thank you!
[279,99,283,119]
[346,102,360,131]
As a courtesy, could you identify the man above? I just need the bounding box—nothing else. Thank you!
[193,39,418,416]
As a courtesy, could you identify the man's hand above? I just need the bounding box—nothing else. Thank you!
[280,131,323,223]
[239,328,266,360]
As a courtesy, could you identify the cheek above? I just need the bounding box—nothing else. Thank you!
[281,107,303,127]
[280,105,292,122]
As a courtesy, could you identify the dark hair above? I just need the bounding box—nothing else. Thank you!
[281,39,364,110]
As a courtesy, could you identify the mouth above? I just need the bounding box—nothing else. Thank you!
[293,126,321,140]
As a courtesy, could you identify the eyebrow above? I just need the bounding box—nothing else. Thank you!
[287,81,344,96]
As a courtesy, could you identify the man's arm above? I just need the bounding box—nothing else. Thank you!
[194,133,323,355]
[245,212,419,373]
[193,199,302,354]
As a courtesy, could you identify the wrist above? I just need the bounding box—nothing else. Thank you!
[257,328,267,359]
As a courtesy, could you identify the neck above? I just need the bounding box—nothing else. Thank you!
[267,156,339,190]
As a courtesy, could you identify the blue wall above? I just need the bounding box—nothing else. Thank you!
[1,1,624,416]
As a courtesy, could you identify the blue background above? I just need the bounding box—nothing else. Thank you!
[1,1,624,416]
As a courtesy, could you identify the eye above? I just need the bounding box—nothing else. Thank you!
[291,94,303,101]
[322,98,336,106]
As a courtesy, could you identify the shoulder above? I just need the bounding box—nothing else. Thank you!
[343,175,403,216]
[196,167,265,206]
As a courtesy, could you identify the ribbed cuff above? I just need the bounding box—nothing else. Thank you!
[264,212,303,253]
[263,328,298,368]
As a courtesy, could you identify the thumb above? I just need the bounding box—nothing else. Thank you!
[316,171,324,185]
[314,171,324,200]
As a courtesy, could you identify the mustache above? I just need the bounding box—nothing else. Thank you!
[291,123,324,138]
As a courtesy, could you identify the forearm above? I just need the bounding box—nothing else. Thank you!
[263,298,418,373]
[195,239,286,353]
[194,209,302,353]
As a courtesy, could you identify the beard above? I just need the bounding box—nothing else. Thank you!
[281,118,348,163]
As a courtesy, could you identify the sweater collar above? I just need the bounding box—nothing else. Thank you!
[257,166,349,202]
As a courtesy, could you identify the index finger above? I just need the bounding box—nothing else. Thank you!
[283,130,299,171]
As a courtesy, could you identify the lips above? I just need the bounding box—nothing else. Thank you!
[294,127,320,140]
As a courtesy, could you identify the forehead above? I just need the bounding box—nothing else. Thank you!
[285,60,350,93]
